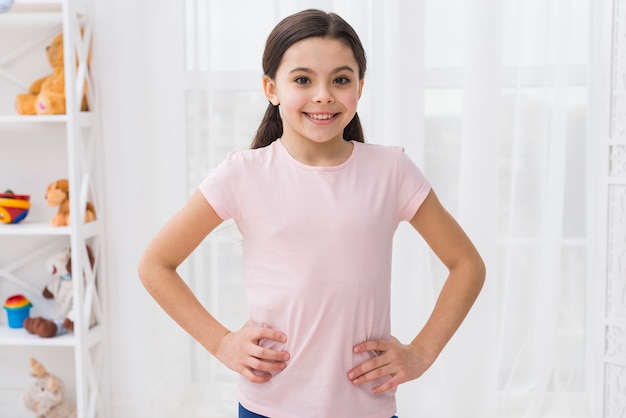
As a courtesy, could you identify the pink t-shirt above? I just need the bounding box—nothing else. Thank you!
[199,140,431,418]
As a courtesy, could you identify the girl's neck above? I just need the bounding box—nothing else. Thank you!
[279,135,353,167]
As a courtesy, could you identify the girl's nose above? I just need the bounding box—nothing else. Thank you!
[313,85,334,104]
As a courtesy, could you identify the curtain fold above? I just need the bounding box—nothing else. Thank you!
[493,1,588,416]
[449,1,501,415]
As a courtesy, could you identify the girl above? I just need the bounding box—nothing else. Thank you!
[139,9,485,418]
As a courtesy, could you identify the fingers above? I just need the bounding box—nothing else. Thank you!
[216,323,290,385]
[241,368,272,384]
[243,327,289,376]
[352,339,389,355]
[348,339,390,382]
[351,362,407,394]
[250,343,290,363]
[247,324,290,363]
[245,352,288,375]
[347,352,389,384]
[371,377,401,394]
[348,337,415,394]
[252,323,288,345]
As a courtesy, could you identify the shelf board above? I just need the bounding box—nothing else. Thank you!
[0,323,105,347]
[0,113,93,127]
[0,221,69,236]
[0,115,67,123]
[0,325,75,347]
[0,220,98,237]
[6,0,62,13]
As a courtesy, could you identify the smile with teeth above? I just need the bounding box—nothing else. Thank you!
[306,113,337,120]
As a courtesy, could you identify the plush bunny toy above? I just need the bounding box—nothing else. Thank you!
[22,358,76,418]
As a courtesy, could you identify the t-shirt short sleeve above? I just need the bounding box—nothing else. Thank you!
[198,151,243,221]
[395,148,432,222]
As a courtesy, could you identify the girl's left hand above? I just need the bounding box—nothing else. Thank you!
[347,337,432,394]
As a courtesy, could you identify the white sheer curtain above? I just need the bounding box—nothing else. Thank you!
[181,1,594,417]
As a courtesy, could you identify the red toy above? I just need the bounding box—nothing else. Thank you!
[0,190,31,224]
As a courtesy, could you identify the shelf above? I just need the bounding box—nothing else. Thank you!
[0,2,106,413]
[0,113,94,127]
[0,323,104,347]
[0,221,69,236]
[0,325,75,347]
[5,0,62,13]
[0,219,99,237]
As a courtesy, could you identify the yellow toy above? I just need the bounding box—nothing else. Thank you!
[0,190,30,223]
[45,179,96,226]
[15,32,89,115]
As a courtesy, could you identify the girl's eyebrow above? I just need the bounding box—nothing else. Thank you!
[289,65,355,74]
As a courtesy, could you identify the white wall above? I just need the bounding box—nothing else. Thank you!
[94,1,190,416]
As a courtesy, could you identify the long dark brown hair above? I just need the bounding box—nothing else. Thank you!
[251,9,367,149]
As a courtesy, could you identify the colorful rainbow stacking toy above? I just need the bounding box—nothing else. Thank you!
[0,191,31,224]
[3,294,32,328]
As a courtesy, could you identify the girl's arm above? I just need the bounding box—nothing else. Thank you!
[138,189,289,383]
[348,189,486,393]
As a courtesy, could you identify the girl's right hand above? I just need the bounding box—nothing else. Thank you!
[215,321,290,384]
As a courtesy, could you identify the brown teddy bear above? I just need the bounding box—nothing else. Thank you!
[14,32,89,115]
[23,245,95,338]
[45,179,96,226]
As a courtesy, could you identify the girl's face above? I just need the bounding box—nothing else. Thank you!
[263,37,364,146]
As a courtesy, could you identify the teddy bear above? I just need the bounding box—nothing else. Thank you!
[23,245,95,338]
[22,358,77,418]
[14,31,89,115]
[45,179,96,226]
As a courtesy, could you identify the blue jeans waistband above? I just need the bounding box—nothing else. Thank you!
[239,403,398,418]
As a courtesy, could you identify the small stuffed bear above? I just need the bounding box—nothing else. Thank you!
[23,245,95,338]
[22,358,77,418]
[14,32,89,115]
[45,179,96,226]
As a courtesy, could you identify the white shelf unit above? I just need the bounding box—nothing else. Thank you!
[0,1,107,417]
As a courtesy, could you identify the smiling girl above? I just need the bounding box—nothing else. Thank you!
[139,9,485,418]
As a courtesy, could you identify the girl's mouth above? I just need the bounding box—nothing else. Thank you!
[305,113,339,122]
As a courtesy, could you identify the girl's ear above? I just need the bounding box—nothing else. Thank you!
[263,76,280,106]
[358,78,365,100]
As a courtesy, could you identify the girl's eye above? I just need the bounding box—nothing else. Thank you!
[295,77,310,85]
[334,76,350,85]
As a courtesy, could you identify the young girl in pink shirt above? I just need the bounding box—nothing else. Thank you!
[139,9,485,418]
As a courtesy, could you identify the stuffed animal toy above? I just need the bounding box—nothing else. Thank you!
[22,358,76,418]
[23,245,95,338]
[14,31,89,115]
[45,179,96,226]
